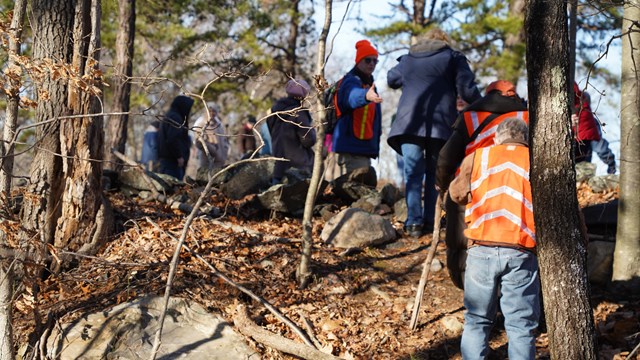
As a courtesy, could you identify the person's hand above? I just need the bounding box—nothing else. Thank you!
[571,114,579,127]
[366,83,383,103]
[177,157,185,167]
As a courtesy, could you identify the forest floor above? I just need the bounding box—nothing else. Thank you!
[8,182,639,359]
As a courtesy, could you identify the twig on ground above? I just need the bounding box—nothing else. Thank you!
[234,304,342,360]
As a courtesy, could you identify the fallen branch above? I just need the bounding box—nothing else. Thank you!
[234,304,342,360]
[145,217,315,348]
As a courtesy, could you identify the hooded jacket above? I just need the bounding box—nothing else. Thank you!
[157,95,194,162]
[436,92,528,190]
[386,39,481,154]
[267,96,316,179]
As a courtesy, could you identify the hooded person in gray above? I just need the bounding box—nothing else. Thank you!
[387,28,480,238]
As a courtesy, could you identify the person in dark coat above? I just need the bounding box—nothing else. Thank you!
[267,79,316,183]
[387,27,481,238]
[157,95,194,179]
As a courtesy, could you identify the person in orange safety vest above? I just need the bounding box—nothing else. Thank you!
[450,117,539,360]
[435,79,529,289]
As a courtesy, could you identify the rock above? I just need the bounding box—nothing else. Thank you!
[351,192,383,213]
[430,258,443,273]
[332,181,377,203]
[219,159,275,199]
[582,199,617,240]
[587,241,615,285]
[334,166,377,187]
[588,174,619,193]
[257,169,327,215]
[315,203,339,222]
[321,208,396,249]
[394,199,408,223]
[379,183,402,206]
[46,296,253,359]
[119,168,175,193]
[575,161,596,182]
[440,315,464,335]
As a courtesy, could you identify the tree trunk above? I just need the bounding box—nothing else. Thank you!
[525,1,597,359]
[297,0,332,289]
[501,0,526,85]
[283,0,300,77]
[105,0,135,172]
[410,0,426,45]
[612,0,640,290]
[0,3,27,357]
[20,0,74,253]
[0,0,27,197]
[53,0,111,273]
[20,0,111,275]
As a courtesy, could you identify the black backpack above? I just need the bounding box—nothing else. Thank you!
[322,77,344,134]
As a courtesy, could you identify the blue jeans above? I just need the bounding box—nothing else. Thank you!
[591,138,616,173]
[461,246,540,360]
[400,140,443,227]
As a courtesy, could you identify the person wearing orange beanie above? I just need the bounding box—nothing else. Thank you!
[327,39,383,185]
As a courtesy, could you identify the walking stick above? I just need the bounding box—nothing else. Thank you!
[409,192,445,331]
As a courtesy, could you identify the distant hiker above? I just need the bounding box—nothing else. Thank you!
[238,115,258,159]
[436,79,529,289]
[572,82,601,165]
[267,79,316,183]
[450,117,539,360]
[157,95,194,180]
[577,89,616,174]
[186,102,229,179]
[330,39,383,183]
[387,27,481,238]
[140,120,159,171]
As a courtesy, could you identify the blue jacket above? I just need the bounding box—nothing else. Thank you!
[386,39,480,155]
[332,68,382,158]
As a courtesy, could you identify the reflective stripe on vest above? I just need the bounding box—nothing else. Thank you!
[464,111,528,156]
[464,145,536,248]
[352,97,376,141]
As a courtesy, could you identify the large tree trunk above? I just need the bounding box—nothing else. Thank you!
[105,0,136,172]
[20,0,111,275]
[54,0,111,273]
[525,1,597,359]
[297,0,332,289]
[612,0,640,290]
[20,0,74,253]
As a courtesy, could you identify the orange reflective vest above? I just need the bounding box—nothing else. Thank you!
[464,144,536,249]
[463,111,529,156]
[352,85,377,141]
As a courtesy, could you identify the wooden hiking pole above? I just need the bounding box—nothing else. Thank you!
[409,192,445,330]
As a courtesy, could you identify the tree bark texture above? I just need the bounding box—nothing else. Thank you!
[105,0,135,172]
[20,0,75,251]
[525,1,597,359]
[612,0,640,289]
[284,0,300,78]
[0,0,27,197]
[20,0,111,274]
[297,0,332,289]
[54,0,111,273]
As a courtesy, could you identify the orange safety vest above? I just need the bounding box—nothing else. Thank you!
[464,144,536,249]
[352,84,377,141]
[463,111,529,156]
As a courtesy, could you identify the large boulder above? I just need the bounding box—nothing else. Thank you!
[321,208,396,249]
[45,296,253,359]
[119,168,176,193]
[219,159,275,199]
[575,161,597,182]
[588,174,619,193]
[587,241,615,285]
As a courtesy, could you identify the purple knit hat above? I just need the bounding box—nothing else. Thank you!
[285,79,311,98]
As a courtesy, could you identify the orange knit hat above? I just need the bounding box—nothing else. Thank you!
[355,40,379,64]
[486,80,517,97]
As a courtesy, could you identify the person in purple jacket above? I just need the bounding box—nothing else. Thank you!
[387,28,481,238]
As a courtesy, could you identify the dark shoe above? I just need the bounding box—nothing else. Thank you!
[422,222,434,234]
[404,224,422,238]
